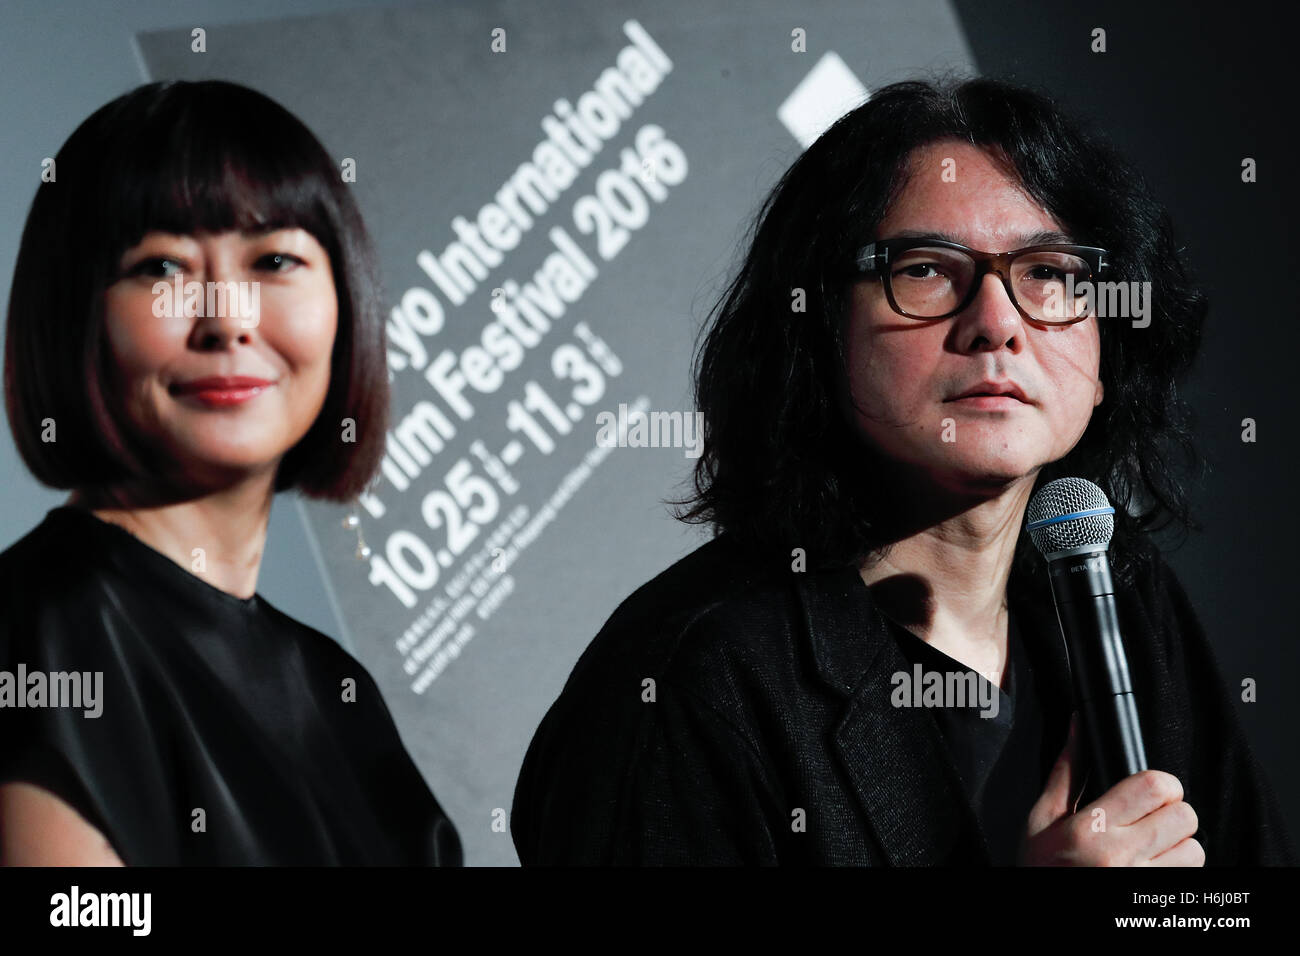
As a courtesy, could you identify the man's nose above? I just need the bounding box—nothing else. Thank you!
[955,272,1024,350]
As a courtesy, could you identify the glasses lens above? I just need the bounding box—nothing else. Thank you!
[1012,251,1094,322]
[887,246,976,317]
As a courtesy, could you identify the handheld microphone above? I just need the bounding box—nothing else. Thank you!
[1026,477,1148,798]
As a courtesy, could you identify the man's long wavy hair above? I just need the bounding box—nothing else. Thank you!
[671,74,1207,601]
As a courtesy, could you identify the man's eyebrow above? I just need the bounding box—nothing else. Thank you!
[886,228,1075,245]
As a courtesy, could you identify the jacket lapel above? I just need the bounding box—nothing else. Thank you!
[1013,586,1076,765]
[796,566,992,864]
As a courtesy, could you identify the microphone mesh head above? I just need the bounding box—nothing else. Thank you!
[1026,477,1115,557]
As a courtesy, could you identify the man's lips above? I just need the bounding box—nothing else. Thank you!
[946,380,1032,404]
[947,394,1027,410]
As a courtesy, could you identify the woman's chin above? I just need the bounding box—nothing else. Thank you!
[155,441,285,483]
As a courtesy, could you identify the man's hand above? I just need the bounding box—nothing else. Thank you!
[1018,713,1205,866]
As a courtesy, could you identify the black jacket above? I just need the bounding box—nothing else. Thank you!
[511,533,1295,865]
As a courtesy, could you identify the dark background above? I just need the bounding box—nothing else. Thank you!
[955,0,1298,841]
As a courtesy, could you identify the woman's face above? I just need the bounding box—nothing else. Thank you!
[102,227,337,487]
[845,139,1104,496]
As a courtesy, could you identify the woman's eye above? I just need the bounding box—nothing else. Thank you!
[129,257,184,278]
[256,252,304,272]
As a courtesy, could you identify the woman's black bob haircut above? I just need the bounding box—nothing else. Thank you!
[4,79,388,502]
[673,73,1207,597]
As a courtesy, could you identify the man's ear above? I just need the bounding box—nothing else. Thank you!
[1094,378,1105,407]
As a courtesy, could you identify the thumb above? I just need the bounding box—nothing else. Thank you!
[1026,712,1080,836]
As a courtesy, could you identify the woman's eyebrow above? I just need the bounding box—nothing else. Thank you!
[240,226,293,238]
[887,228,1075,245]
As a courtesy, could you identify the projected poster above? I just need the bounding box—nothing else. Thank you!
[135,0,976,865]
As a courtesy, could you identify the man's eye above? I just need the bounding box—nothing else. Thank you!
[1026,265,1067,281]
[257,252,304,272]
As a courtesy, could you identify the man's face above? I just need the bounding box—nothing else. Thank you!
[844,139,1104,496]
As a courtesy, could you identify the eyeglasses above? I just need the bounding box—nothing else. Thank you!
[853,237,1110,325]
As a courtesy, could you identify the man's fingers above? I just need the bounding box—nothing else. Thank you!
[1079,769,1186,829]
[1142,836,1206,867]
[1026,712,1080,835]
[1126,799,1199,862]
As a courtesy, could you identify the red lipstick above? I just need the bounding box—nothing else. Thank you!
[171,376,274,408]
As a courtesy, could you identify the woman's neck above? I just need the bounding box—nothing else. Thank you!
[65,475,276,600]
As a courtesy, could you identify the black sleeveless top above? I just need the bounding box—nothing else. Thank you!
[0,505,462,865]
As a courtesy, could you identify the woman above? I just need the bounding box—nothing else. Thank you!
[0,80,461,865]
[510,76,1295,865]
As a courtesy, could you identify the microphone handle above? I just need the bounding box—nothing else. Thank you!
[1048,552,1149,796]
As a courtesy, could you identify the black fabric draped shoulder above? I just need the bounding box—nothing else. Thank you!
[0,505,462,866]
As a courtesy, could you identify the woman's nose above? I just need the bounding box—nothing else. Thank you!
[191,251,262,331]
[191,308,255,349]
